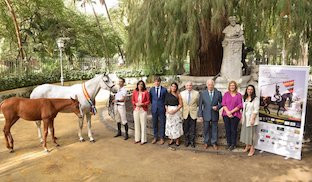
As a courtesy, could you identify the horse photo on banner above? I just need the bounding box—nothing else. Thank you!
[256,65,310,160]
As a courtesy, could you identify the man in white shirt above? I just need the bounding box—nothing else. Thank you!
[113,77,129,140]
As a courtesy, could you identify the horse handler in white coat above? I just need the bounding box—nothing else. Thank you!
[113,77,129,140]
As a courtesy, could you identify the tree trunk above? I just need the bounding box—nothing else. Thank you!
[100,0,125,64]
[281,39,287,65]
[190,19,223,76]
[298,41,308,66]
[89,1,110,68]
[4,0,25,60]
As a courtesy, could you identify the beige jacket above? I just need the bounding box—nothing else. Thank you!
[181,90,199,120]
[242,97,260,127]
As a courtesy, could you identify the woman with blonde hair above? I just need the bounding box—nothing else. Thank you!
[222,81,243,151]
[165,82,183,146]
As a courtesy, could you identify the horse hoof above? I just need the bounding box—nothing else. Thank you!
[79,138,85,142]
[54,137,58,140]
[9,149,14,153]
[44,149,50,153]
[90,139,96,143]
[55,144,60,147]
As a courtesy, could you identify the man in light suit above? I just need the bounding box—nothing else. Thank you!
[150,76,167,145]
[181,81,199,148]
[198,79,223,150]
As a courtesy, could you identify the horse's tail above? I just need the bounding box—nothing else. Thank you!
[0,100,3,113]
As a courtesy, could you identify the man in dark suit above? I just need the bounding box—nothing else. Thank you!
[198,79,223,150]
[150,76,167,145]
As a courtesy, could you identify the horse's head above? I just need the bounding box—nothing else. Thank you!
[99,74,115,91]
[70,95,83,118]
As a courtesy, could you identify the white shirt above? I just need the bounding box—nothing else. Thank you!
[135,92,143,111]
[115,86,127,105]
[155,86,161,98]
[187,91,191,104]
[208,89,214,99]
[242,97,260,127]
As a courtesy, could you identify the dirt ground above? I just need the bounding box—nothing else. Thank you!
[0,101,312,182]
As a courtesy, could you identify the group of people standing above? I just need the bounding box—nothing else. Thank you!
[112,76,259,157]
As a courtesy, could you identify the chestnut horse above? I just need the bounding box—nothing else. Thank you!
[0,96,82,153]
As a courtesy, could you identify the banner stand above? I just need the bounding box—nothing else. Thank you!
[255,65,310,160]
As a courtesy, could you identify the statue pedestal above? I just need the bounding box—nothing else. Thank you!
[220,38,244,81]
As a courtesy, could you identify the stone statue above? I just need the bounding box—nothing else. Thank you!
[222,16,244,40]
[220,16,245,81]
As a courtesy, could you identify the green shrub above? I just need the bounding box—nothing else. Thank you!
[0,70,97,91]
[114,69,149,78]
[0,93,17,100]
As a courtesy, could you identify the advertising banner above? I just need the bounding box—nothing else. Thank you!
[255,65,310,160]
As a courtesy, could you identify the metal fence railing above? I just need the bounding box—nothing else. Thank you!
[0,57,117,78]
[0,59,43,77]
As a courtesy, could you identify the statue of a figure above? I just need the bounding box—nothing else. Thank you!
[222,16,244,40]
[220,16,245,81]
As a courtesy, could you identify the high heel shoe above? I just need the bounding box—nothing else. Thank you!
[242,146,251,152]
[168,139,174,146]
[248,148,255,157]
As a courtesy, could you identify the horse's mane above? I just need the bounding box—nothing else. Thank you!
[71,74,103,88]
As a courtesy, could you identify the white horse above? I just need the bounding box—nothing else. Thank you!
[30,74,115,142]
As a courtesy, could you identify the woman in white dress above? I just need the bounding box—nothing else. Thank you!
[240,84,259,156]
[165,82,183,146]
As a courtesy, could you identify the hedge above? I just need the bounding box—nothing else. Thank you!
[0,70,99,92]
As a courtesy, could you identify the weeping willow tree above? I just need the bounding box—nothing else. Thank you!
[238,0,312,66]
[122,0,312,76]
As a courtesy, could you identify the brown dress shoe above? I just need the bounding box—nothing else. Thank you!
[159,139,165,145]
[152,138,157,144]
[204,144,208,149]
[213,144,218,150]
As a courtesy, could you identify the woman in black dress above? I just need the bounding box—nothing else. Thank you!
[165,82,183,146]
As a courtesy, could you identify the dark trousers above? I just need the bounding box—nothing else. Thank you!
[203,120,218,145]
[183,115,196,144]
[152,109,166,139]
[223,116,240,147]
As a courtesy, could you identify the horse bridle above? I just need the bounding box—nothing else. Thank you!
[102,75,116,118]
[102,75,115,91]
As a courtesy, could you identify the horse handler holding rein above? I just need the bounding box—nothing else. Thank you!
[113,77,129,140]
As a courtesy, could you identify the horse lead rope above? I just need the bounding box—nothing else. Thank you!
[82,83,97,115]
[108,87,115,119]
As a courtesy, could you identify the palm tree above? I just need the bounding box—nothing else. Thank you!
[99,0,125,63]
[74,0,124,69]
